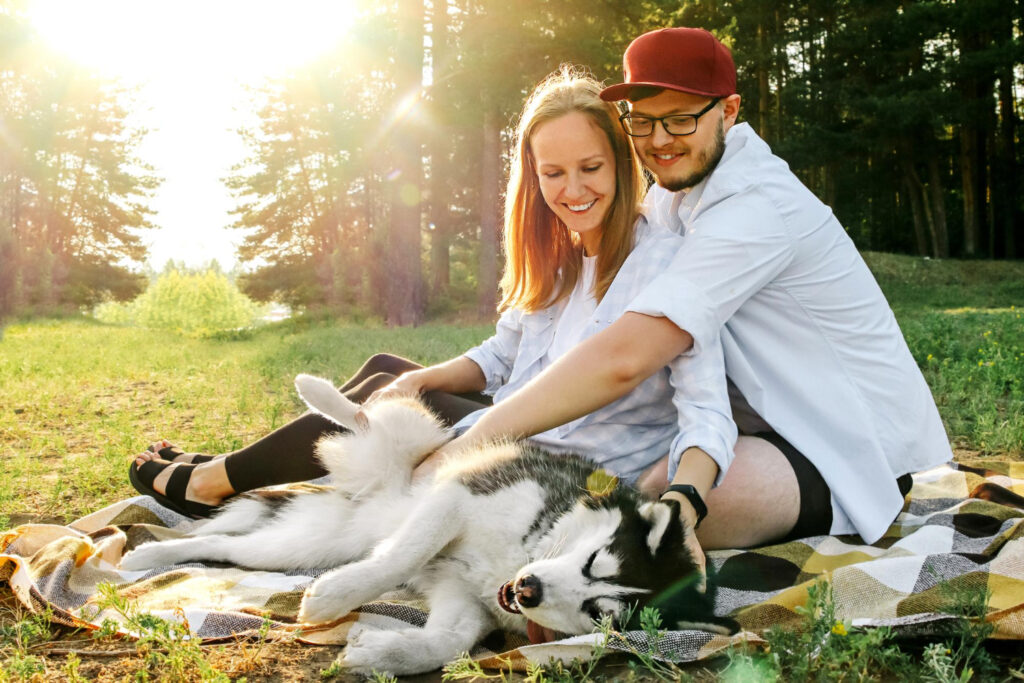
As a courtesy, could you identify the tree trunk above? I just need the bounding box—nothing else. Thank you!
[901,170,929,257]
[756,22,769,140]
[429,0,451,297]
[386,0,426,326]
[368,176,388,316]
[926,155,949,258]
[773,7,785,144]
[956,14,991,258]
[958,126,982,257]
[0,165,20,319]
[902,147,939,258]
[995,33,1018,259]
[477,105,501,318]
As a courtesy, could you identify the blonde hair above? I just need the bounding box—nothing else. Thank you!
[499,66,644,313]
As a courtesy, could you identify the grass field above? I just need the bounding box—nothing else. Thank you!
[1,251,1022,680]
[0,319,493,527]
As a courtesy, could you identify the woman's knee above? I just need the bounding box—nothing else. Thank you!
[345,372,398,403]
[362,353,421,377]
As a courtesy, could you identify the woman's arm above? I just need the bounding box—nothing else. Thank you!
[374,356,487,399]
[372,308,525,402]
[440,311,692,450]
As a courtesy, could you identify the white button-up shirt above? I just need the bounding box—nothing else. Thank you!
[456,223,737,484]
[628,122,952,542]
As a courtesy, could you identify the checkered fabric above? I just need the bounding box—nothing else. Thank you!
[2,461,1022,670]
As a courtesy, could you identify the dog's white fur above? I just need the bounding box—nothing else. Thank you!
[121,374,709,674]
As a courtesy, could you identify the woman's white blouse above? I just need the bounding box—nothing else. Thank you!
[456,222,737,484]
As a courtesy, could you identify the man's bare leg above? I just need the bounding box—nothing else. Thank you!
[636,435,801,549]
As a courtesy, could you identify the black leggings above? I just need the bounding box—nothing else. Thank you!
[223,354,490,493]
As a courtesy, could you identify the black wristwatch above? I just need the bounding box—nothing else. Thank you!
[660,484,708,528]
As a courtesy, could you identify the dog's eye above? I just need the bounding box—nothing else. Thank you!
[582,548,620,581]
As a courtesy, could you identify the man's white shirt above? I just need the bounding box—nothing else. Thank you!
[629,122,952,543]
[457,225,736,485]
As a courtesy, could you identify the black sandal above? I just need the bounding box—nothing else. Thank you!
[146,442,215,465]
[129,460,218,519]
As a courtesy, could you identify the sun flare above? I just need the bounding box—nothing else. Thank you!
[22,0,358,271]
[26,0,357,82]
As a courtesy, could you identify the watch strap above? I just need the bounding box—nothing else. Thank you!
[661,484,708,528]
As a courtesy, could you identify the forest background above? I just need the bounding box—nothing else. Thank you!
[0,0,1022,327]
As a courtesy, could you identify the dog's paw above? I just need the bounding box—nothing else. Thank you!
[297,588,356,625]
[120,543,173,571]
[342,629,436,676]
[297,567,375,624]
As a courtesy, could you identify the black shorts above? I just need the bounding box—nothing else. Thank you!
[753,432,913,542]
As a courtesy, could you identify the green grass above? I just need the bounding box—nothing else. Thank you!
[864,252,1024,454]
[1,253,1022,526]
[1,251,1023,680]
[0,316,491,526]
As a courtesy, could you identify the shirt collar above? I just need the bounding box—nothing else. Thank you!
[643,122,759,234]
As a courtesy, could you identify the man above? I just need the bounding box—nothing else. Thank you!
[445,27,951,561]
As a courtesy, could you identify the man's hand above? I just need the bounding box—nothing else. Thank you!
[683,526,708,593]
[662,490,708,593]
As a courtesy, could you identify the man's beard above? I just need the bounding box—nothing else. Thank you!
[657,118,726,192]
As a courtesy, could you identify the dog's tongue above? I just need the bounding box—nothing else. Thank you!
[526,620,562,644]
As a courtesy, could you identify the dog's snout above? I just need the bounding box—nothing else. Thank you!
[514,574,543,608]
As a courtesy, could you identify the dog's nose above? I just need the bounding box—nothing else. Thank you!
[514,574,543,608]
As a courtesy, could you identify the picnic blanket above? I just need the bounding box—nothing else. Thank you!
[2,461,1023,670]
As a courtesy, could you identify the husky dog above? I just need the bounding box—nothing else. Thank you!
[121,374,730,675]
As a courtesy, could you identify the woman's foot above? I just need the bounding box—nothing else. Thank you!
[129,455,236,518]
[142,440,218,465]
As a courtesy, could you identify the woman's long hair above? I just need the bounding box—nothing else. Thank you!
[499,66,644,313]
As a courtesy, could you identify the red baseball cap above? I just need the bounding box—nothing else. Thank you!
[600,28,736,102]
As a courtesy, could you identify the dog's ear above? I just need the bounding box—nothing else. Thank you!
[294,374,368,431]
[638,500,683,557]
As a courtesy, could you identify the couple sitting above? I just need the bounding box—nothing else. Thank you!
[131,27,951,576]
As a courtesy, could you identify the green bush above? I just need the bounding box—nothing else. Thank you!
[94,269,262,336]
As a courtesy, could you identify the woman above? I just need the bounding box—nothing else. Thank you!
[131,67,735,519]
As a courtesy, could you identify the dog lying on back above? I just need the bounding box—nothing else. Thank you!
[120,374,732,675]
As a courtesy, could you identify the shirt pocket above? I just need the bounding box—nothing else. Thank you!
[506,310,556,387]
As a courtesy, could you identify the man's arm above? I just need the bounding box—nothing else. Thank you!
[447,311,693,447]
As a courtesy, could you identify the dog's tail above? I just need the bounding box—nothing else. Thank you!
[294,374,449,497]
[295,374,367,431]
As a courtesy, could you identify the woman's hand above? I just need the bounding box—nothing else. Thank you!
[367,370,429,403]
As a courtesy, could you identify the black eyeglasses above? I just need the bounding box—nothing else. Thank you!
[618,98,721,137]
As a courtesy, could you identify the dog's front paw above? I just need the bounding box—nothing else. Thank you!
[297,581,361,625]
[342,629,436,675]
[120,543,173,571]
[297,591,343,625]
[297,567,376,624]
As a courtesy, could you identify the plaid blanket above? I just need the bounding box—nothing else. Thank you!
[2,461,1023,670]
